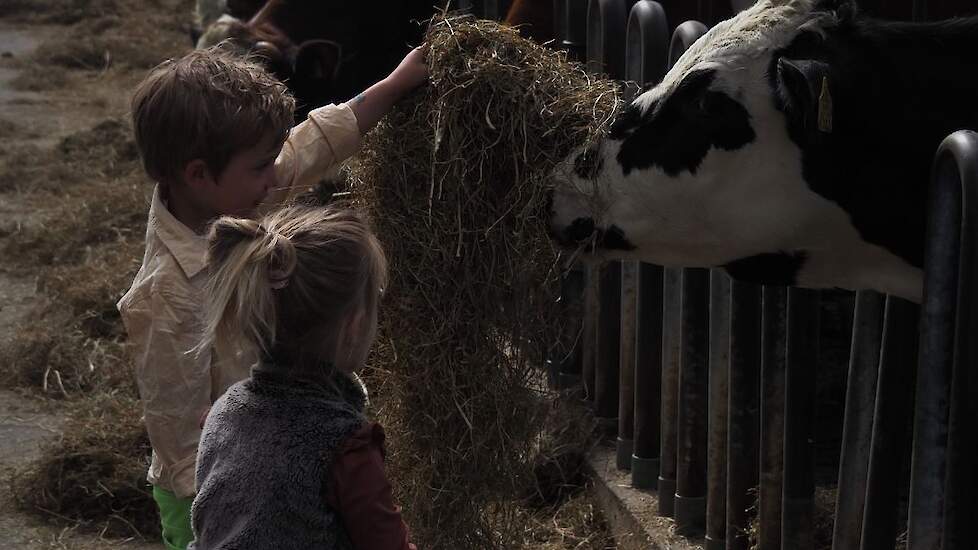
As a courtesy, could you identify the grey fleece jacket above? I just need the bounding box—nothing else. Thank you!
[188,365,367,550]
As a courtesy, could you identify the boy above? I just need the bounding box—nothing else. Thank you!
[118,46,427,550]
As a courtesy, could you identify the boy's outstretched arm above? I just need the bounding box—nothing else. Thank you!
[345,47,429,135]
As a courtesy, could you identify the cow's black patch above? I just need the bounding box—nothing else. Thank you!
[767,17,978,269]
[612,70,756,177]
[723,251,808,285]
[598,225,636,251]
[560,217,596,245]
[552,218,636,251]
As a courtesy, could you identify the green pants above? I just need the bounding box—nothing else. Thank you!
[153,486,194,550]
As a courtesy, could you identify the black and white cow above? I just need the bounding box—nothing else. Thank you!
[550,0,978,302]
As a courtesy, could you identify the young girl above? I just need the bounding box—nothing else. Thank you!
[188,205,416,550]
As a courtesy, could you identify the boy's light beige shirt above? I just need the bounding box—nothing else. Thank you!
[117,104,361,498]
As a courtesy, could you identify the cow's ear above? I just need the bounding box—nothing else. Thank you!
[293,40,342,81]
[776,57,834,135]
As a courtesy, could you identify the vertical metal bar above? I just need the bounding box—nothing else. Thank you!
[832,290,885,550]
[860,296,919,550]
[563,0,588,61]
[726,281,762,550]
[582,263,599,403]
[668,20,708,67]
[618,262,638,469]
[942,136,978,550]
[759,286,787,550]
[586,0,628,79]
[626,1,669,87]
[675,267,710,536]
[782,288,819,550]
[595,261,622,428]
[633,263,664,489]
[908,133,971,550]
[659,267,682,517]
[553,0,568,44]
[910,130,978,550]
[623,0,669,492]
[706,271,731,550]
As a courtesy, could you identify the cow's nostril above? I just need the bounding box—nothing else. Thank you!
[565,217,596,243]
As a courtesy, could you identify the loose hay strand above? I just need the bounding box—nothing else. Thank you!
[348,14,621,549]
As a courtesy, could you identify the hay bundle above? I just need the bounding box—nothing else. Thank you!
[347,15,620,548]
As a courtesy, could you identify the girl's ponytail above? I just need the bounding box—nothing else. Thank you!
[201,216,296,360]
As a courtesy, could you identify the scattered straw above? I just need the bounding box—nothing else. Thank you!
[347,14,621,548]
[9,392,158,539]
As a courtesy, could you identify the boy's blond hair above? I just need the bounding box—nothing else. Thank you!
[131,47,295,184]
[201,205,388,375]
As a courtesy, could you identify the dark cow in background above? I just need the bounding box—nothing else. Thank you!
[194,0,442,120]
[550,0,978,302]
[504,0,978,44]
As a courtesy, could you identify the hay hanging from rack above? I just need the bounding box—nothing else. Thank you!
[345,13,622,549]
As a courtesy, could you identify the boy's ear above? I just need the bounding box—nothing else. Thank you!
[184,159,217,188]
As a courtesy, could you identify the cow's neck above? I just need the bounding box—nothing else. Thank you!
[778,16,978,270]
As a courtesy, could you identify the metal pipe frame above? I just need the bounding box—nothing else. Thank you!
[586,0,629,79]
[759,286,787,550]
[633,263,664,489]
[726,281,762,550]
[832,291,885,550]
[618,262,638,469]
[706,271,731,550]
[782,288,819,550]
[860,296,919,550]
[659,268,682,516]
[675,268,711,536]
[909,130,978,550]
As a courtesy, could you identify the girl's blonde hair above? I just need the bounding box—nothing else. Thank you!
[201,205,388,374]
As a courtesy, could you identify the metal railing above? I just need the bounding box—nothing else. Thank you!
[459,1,977,548]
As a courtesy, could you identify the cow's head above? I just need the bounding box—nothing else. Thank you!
[196,15,342,120]
[548,0,924,298]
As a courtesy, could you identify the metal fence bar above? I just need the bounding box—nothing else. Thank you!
[706,271,731,550]
[619,262,638,469]
[596,261,622,428]
[553,0,568,44]
[659,268,682,516]
[633,262,664,489]
[675,268,711,535]
[582,263,599,402]
[832,290,885,550]
[623,0,668,488]
[759,286,787,550]
[626,1,669,88]
[860,296,919,550]
[909,130,978,550]
[668,19,708,67]
[782,288,819,550]
[939,136,978,550]
[726,280,763,550]
[586,0,628,79]
[563,0,588,60]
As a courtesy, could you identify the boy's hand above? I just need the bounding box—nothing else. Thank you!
[344,46,430,135]
[386,46,429,93]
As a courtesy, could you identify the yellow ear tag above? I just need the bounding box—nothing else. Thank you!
[818,75,833,133]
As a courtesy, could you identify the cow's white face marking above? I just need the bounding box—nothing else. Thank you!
[550,0,923,300]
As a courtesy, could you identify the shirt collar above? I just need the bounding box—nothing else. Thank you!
[148,185,209,279]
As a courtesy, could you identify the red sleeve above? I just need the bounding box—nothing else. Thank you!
[327,422,417,550]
